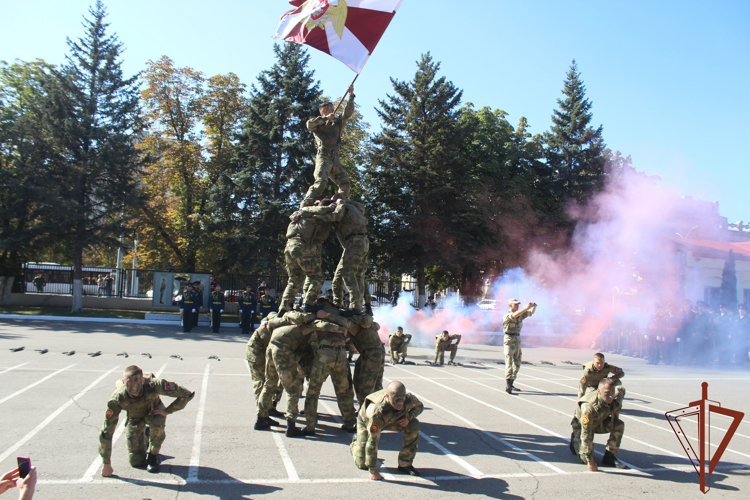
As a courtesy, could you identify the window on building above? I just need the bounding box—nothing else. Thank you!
[704,287,721,309]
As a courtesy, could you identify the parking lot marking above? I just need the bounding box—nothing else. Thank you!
[0,364,75,405]
[383,374,565,474]
[80,363,168,482]
[419,431,484,477]
[0,365,120,463]
[0,362,29,376]
[187,363,211,482]
[272,432,300,481]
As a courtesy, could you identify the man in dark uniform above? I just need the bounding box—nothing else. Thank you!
[209,283,225,333]
[736,304,750,364]
[258,286,276,320]
[239,284,257,334]
[193,281,204,328]
[343,292,351,309]
[179,283,196,333]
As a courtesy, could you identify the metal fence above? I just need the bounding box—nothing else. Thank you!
[19,264,289,300]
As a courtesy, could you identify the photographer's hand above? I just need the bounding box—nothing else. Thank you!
[0,468,19,494]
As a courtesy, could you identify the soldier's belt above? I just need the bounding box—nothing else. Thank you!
[504,333,520,336]
[345,232,367,241]
[319,344,346,350]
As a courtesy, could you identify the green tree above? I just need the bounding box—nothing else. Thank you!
[368,53,469,307]
[0,59,56,304]
[216,43,321,291]
[544,60,608,206]
[43,1,142,312]
[721,249,738,309]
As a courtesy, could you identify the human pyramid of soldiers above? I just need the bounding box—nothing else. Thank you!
[97,89,630,481]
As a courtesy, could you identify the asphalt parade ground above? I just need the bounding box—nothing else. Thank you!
[0,318,748,499]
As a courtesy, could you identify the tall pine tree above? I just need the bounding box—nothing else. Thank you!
[544,60,607,206]
[368,53,469,307]
[43,1,142,312]
[219,43,321,290]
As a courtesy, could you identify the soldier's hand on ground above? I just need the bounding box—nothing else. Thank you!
[588,461,598,472]
[397,415,409,427]
[101,464,113,477]
[369,471,383,481]
[151,407,168,417]
[316,310,327,319]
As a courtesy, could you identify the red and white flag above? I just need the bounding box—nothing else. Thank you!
[274,0,403,73]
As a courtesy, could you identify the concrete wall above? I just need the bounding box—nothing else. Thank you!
[9,293,240,313]
[683,254,750,305]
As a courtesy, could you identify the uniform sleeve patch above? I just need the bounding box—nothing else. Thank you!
[105,408,114,419]
[615,367,622,373]
[369,423,380,434]
[411,395,419,404]
[163,381,176,391]
[580,415,589,425]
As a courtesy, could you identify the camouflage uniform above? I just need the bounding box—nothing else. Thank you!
[280,206,335,311]
[302,94,354,207]
[434,334,462,365]
[257,312,316,420]
[389,332,411,364]
[246,313,284,405]
[503,309,533,380]
[350,389,424,474]
[579,361,626,405]
[310,200,368,309]
[99,374,194,467]
[570,389,625,465]
[304,316,357,431]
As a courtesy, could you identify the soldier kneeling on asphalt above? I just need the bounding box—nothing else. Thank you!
[434,331,461,365]
[100,365,195,476]
[570,377,628,471]
[351,381,423,480]
[389,327,411,364]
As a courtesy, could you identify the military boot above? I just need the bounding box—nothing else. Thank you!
[285,419,305,438]
[397,465,421,476]
[269,401,284,418]
[341,424,356,433]
[569,432,577,455]
[146,453,160,473]
[601,450,629,469]
[505,379,513,394]
[266,416,280,427]
[511,380,521,392]
[302,427,316,436]
[254,415,271,430]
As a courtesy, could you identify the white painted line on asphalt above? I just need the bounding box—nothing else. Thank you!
[510,367,750,441]
[0,362,29,376]
[419,431,484,477]
[79,364,168,482]
[38,463,750,486]
[0,364,75,405]
[0,365,120,463]
[272,432,300,481]
[384,374,565,474]
[187,363,211,482]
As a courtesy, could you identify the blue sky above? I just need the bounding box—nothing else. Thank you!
[2,0,748,222]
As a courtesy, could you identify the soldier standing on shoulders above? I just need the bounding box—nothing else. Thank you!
[503,299,537,394]
[434,331,461,365]
[99,365,194,476]
[579,353,626,405]
[389,327,411,364]
[569,378,628,471]
[351,381,423,480]
[209,284,225,333]
[239,284,257,334]
[301,86,355,208]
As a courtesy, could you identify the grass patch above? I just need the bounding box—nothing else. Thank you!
[0,306,146,320]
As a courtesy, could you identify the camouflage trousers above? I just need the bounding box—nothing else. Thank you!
[390,343,408,363]
[305,346,356,430]
[259,345,304,420]
[504,334,522,379]
[350,416,420,473]
[246,340,283,405]
[353,346,385,405]
[124,412,166,467]
[332,235,369,309]
[281,239,324,310]
[434,345,458,365]
[571,415,625,464]
[302,151,351,207]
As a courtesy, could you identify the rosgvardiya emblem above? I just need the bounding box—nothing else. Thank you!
[303,0,348,39]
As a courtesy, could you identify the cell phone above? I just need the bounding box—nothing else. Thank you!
[17,456,31,479]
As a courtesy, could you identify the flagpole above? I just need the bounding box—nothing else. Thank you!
[327,55,371,122]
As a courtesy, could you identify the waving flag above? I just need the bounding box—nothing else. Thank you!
[274,0,403,73]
